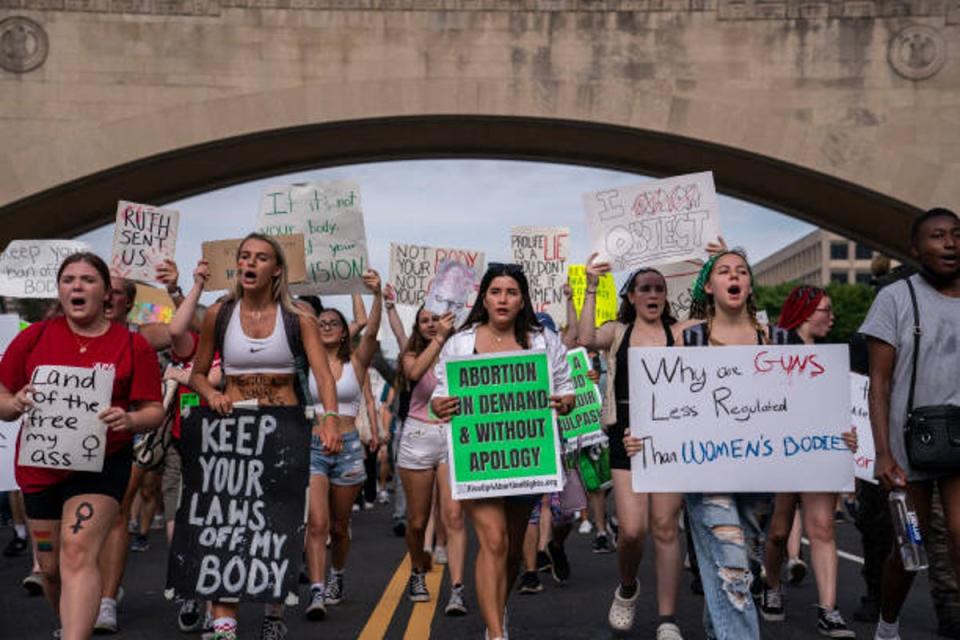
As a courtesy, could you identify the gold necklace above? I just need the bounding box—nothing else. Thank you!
[75,336,91,354]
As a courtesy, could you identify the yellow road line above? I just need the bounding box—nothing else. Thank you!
[403,563,445,640]
[358,553,412,640]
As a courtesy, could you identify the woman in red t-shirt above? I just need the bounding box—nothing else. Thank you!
[0,252,163,640]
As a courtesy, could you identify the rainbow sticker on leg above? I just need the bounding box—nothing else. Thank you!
[34,530,53,552]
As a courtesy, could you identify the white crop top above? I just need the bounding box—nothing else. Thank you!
[310,360,362,417]
[221,303,296,376]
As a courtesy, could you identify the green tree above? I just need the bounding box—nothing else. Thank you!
[753,282,875,343]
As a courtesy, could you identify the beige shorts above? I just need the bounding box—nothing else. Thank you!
[397,417,448,471]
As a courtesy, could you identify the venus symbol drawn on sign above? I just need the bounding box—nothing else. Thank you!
[82,435,100,461]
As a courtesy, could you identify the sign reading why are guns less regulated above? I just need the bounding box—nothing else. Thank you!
[445,351,563,500]
[629,345,852,493]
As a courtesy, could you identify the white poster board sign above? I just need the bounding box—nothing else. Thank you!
[510,227,570,326]
[629,345,852,492]
[659,260,702,321]
[583,172,721,272]
[0,240,91,298]
[850,372,877,484]
[111,201,180,282]
[0,315,21,490]
[257,181,370,295]
[18,365,115,472]
[388,243,485,309]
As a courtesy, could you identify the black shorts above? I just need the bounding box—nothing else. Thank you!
[608,421,630,470]
[23,446,133,521]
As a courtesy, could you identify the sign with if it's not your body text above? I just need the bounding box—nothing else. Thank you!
[257,181,369,295]
[557,348,604,450]
[445,350,563,499]
[629,345,852,493]
[111,201,180,283]
[583,172,721,273]
[18,365,115,472]
[168,406,310,604]
[510,226,570,326]
[850,372,877,484]
[0,240,92,298]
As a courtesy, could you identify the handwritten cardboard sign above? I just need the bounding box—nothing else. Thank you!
[584,172,721,272]
[202,235,307,292]
[19,365,115,472]
[629,345,852,492]
[257,181,369,295]
[0,239,91,298]
[659,260,702,321]
[388,243,485,309]
[127,284,176,325]
[510,227,570,326]
[557,348,605,450]
[850,372,877,484]
[111,201,179,282]
[168,406,310,604]
[445,350,562,499]
[568,265,618,328]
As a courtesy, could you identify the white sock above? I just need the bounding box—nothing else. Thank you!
[311,581,325,593]
[212,616,237,634]
[101,597,116,608]
[331,568,344,576]
[14,524,27,538]
[875,618,899,639]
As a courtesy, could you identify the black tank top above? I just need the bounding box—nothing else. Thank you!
[614,321,674,424]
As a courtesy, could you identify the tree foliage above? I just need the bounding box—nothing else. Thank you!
[754,282,876,343]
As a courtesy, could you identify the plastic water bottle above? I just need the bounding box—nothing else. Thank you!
[889,489,928,572]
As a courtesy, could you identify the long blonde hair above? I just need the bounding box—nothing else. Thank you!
[230,233,299,315]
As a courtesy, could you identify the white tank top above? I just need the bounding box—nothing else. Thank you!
[221,303,296,375]
[310,360,361,417]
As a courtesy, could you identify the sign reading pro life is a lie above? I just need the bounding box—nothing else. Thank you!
[445,351,563,499]
[629,345,852,493]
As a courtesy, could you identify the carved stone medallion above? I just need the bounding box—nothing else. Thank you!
[0,16,49,74]
[888,25,946,81]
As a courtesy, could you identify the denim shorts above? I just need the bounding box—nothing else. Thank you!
[310,430,366,486]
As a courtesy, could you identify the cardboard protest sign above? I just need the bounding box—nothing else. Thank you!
[257,181,369,295]
[583,172,721,272]
[127,284,176,325]
[557,348,604,450]
[510,227,570,326]
[629,345,852,492]
[202,235,307,291]
[111,201,179,282]
[0,240,91,298]
[424,259,477,320]
[445,351,562,499]
[19,365,115,472]
[568,265,617,328]
[659,260,702,321]
[851,372,876,484]
[0,315,20,491]
[168,406,310,604]
[388,243,485,309]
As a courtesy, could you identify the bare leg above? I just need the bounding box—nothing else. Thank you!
[399,468,436,573]
[787,508,803,560]
[651,493,684,616]
[99,465,142,601]
[590,489,608,535]
[763,493,800,590]
[802,493,839,608]
[329,482,362,571]
[437,463,466,585]
[612,470,649,589]
[464,499,509,638]
[26,517,62,613]
[137,470,162,534]
[522,523,538,572]
[538,495,552,551]
[306,474,331,584]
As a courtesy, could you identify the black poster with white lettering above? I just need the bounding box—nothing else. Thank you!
[167,406,310,604]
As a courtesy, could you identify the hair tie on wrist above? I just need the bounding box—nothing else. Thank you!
[323,411,339,420]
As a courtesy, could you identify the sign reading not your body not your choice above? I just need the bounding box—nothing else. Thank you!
[557,348,604,449]
[628,345,853,493]
[168,406,310,605]
[445,351,562,500]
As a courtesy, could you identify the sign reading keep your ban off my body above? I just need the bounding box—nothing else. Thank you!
[445,350,563,500]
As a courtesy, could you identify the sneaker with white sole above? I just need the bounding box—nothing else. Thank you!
[407,570,430,602]
[787,557,808,585]
[94,598,118,634]
[22,572,43,596]
[306,587,327,621]
[578,520,593,534]
[656,622,684,640]
[177,598,203,632]
[760,583,785,622]
[433,545,448,565]
[817,607,855,638]
[325,572,344,605]
[444,583,467,616]
[608,581,640,631]
[259,617,287,640]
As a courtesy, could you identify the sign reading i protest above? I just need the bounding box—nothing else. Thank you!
[510,227,570,326]
[568,265,618,328]
[850,372,877,484]
[445,351,562,499]
[0,240,91,298]
[257,181,369,295]
[583,172,720,273]
[628,345,852,493]
[557,348,604,449]
[168,406,310,604]
[111,201,180,282]
[19,365,115,472]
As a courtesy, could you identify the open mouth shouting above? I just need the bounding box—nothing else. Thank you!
[241,269,258,285]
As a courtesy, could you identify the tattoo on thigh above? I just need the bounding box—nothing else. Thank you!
[70,502,94,534]
[35,530,54,552]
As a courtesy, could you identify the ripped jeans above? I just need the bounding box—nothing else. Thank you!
[685,493,769,640]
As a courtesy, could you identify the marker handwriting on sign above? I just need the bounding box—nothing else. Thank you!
[753,351,826,378]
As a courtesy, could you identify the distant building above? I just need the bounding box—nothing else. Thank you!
[752,229,893,287]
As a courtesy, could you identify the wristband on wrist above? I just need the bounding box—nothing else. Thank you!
[585,288,597,294]
[322,411,339,420]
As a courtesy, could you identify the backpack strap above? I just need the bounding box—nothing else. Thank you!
[904,277,921,415]
[213,298,237,362]
[280,304,312,408]
[771,326,790,346]
[682,323,707,346]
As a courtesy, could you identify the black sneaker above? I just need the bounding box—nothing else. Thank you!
[817,607,855,638]
[407,571,429,603]
[177,598,203,632]
[305,588,326,621]
[2,534,27,557]
[853,595,879,623]
[324,572,344,605]
[444,584,467,616]
[518,571,542,594]
[392,520,406,538]
[535,550,552,573]
[760,584,785,622]
[546,541,570,583]
[592,534,613,554]
[129,534,150,553]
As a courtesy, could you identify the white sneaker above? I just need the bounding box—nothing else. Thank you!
[578,520,593,535]
[94,598,118,633]
[656,622,684,640]
[608,582,639,631]
[433,545,448,565]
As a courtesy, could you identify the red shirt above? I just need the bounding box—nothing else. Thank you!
[168,331,218,440]
[0,317,162,493]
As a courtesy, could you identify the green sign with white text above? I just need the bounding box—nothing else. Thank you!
[557,348,605,447]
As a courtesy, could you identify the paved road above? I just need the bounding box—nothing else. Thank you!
[0,499,943,639]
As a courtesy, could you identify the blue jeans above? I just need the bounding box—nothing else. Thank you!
[685,493,770,640]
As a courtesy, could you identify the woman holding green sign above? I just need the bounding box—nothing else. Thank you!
[578,253,686,640]
[431,263,575,640]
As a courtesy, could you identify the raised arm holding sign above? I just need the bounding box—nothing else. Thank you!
[0,239,91,298]
[111,201,180,282]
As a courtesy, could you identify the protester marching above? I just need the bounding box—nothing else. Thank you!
[0,176,957,640]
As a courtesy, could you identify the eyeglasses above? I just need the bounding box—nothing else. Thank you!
[814,307,834,315]
[317,320,342,330]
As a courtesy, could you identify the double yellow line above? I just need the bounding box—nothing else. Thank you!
[358,554,445,639]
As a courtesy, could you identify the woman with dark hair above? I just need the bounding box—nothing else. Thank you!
[760,285,857,637]
[431,263,574,640]
[0,252,164,640]
[577,253,685,640]
[303,271,383,620]
[190,233,340,640]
